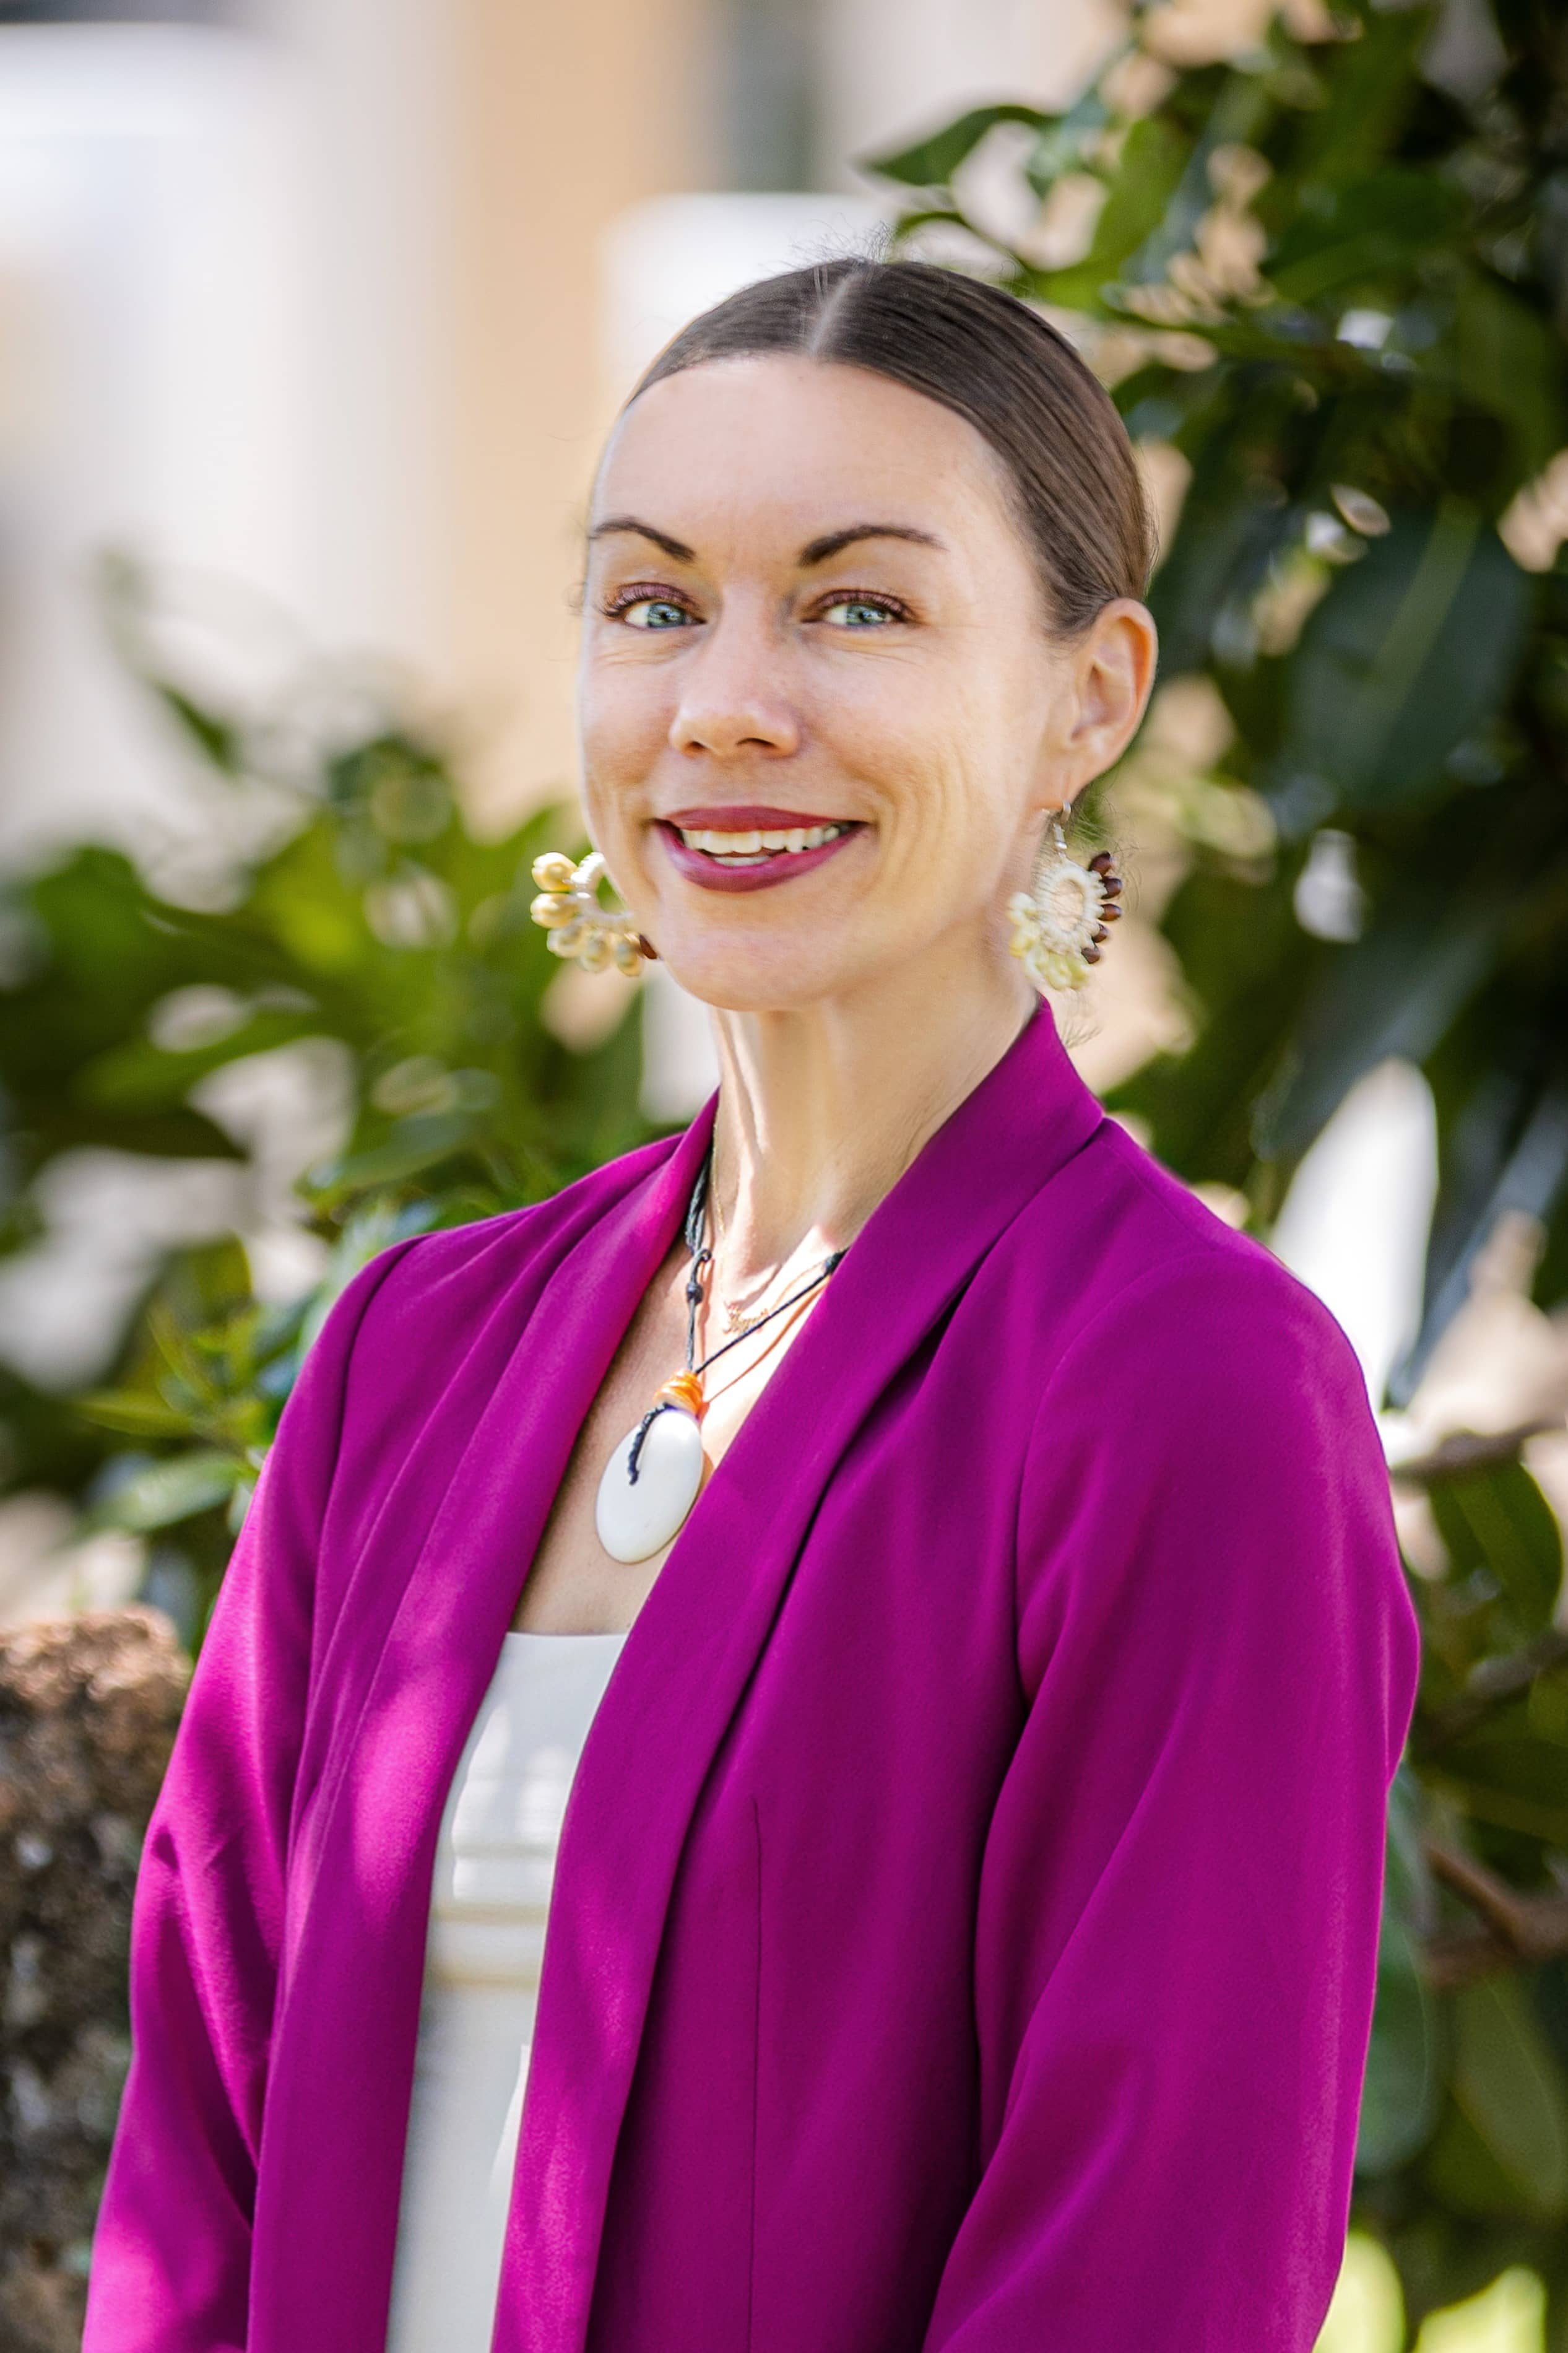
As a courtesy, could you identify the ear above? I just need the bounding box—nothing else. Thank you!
[1039,600,1158,809]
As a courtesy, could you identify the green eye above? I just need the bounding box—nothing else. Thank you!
[622,598,693,629]
[821,598,898,628]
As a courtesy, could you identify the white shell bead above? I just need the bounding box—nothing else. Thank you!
[595,1407,706,1564]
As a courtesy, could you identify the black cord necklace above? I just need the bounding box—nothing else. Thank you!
[592,1142,846,1565]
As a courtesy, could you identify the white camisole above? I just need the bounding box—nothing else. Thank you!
[384,1629,629,2353]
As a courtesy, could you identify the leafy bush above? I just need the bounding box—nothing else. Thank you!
[0,557,648,1632]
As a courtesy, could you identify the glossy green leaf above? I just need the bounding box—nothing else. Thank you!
[1421,1767,1568,1848]
[1289,3,1434,188]
[1117,75,1270,294]
[1429,1463,1564,1639]
[1267,171,1466,305]
[1359,1909,1443,2174]
[89,1449,241,1534]
[152,684,242,774]
[1397,1072,1568,1405]
[1421,2097,1548,2221]
[1251,897,1503,1161]
[1454,271,1564,490]
[1034,115,1189,310]
[863,104,1052,190]
[75,1391,195,1439]
[1451,1976,1568,2217]
[1429,1719,1568,1846]
[1281,507,1530,809]
[1022,92,1110,196]
[76,1009,323,1113]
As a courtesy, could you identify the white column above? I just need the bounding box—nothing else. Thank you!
[0,27,314,859]
[0,6,462,868]
[258,0,461,666]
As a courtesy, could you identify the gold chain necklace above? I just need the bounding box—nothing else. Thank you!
[709,1159,813,1335]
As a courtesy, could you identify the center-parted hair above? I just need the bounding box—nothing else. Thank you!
[628,256,1155,637]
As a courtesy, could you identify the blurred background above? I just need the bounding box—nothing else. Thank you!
[1,0,1567,2347]
[0,0,1125,1418]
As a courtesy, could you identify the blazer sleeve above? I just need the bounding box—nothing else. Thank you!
[82,1242,422,2353]
[920,1250,1423,2353]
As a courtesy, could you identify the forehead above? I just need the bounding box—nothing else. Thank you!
[591,354,1020,558]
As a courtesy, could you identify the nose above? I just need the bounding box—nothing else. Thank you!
[668,608,800,761]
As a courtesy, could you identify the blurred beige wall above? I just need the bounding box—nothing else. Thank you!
[449,0,720,832]
[0,3,722,863]
[0,1,1128,855]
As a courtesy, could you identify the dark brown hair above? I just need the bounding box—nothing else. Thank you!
[628,256,1155,637]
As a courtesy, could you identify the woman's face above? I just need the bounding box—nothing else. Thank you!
[578,354,1153,1014]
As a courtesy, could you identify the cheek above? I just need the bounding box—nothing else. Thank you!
[579,653,671,793]
[847,661,1029,869]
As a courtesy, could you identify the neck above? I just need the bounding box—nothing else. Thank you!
[706,936,1038,1283]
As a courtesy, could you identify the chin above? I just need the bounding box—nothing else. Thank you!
[654,931,863,1016]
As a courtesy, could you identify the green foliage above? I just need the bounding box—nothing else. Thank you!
[1377,1440,1568,2328]
[868,0,1568,1394]
[0,558,649,1640]
[867,0,1568,2334]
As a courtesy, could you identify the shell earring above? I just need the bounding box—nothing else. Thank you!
[1007,812,1123,993]
[529,851,656,977]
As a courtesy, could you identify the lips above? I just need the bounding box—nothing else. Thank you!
[666,806,844,831]
[656,809,865,895]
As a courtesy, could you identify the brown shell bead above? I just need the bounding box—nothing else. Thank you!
[1088,851,1114,874]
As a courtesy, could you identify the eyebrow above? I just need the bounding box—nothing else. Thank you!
[588,516,695,562]
[798,523,945,565]
[587,516,946,567]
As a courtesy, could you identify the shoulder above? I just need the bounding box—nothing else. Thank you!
[298,1128,685,1404]
[1008,1116,1388,1581]
[1012,1110,1366,1425]
[1007,1119,1407,1653]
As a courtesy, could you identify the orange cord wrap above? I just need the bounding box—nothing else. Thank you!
[653,1370,706,1420]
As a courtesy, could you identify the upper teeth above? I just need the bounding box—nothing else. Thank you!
[677,824,844,858]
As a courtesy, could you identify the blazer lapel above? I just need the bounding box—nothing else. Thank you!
[495,1001,1106,2353]
[259,1111,717,2352]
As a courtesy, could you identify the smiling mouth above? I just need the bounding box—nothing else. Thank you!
[674,821,848,865]
[656,809,864,895]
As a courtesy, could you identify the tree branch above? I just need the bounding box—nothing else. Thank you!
[1419,1834,1568,1987]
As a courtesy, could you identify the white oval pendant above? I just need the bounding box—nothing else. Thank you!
[595,1406,706,1564]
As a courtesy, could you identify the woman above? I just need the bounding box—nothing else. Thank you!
[85,258,1421,2353]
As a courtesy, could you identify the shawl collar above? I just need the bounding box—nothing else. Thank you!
[265,999,1104,2353]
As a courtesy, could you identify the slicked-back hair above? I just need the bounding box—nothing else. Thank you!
[627,256,1155,637]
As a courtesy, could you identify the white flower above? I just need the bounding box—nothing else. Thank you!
[1007,850,1110,993]
[1034,857,1106,954]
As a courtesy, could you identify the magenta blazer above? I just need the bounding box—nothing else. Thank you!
[84,1003,1421,2353]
